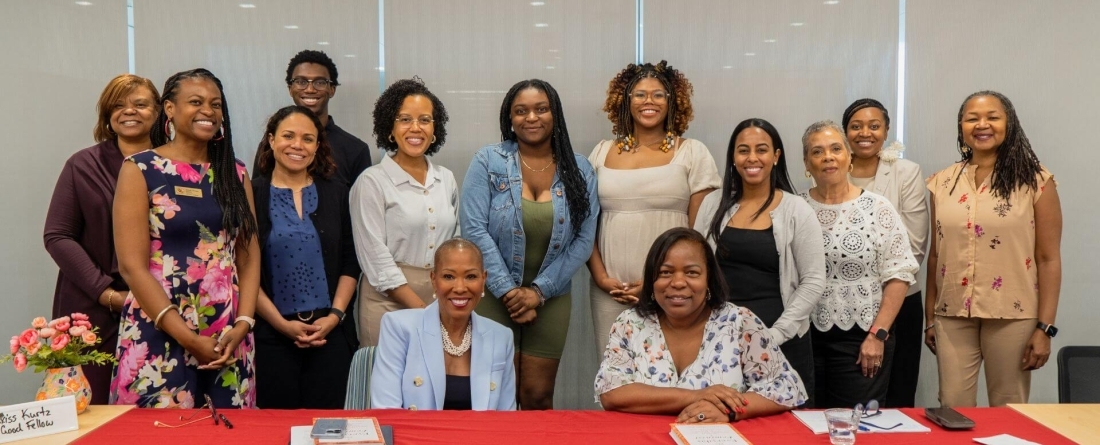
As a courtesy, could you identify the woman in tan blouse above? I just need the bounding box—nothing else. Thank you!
[925,91,1062,407]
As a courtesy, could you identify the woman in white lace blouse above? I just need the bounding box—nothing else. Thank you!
[594,227,806,423]
[798,120,919,408]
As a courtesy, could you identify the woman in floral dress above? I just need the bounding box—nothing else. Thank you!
[595,228,805,423]
[110,69,260,408]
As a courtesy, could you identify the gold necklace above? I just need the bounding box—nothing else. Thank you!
[520,153,554,172]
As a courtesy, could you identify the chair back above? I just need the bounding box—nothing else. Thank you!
[345,345,378,409]
[1057,345,1100,403]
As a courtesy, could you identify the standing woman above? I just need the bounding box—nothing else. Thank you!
[694,118,825,407]
[461,79,599,409]
[588,61,721,352]
[925,91,1061,407]
[842,99,928,408]
[351,78,456,347]
[799,120,919,408]
[252,106,359,408]
[111,69,259,408]
[44,74,160,404]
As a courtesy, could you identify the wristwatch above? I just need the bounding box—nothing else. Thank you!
[1036,321,1058,338]
[329,308,346,324]
[870,326,889,342]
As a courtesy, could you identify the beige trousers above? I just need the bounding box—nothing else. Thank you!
[934,315,1035,407]
[357,264,434,347]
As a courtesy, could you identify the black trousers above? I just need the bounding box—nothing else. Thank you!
[780,330,815,408]
[813,325,896,409]
[883,291,922,408]
[254,309,355,409]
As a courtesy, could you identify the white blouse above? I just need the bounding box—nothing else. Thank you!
[350,154,458,291]
[799,191,919,332]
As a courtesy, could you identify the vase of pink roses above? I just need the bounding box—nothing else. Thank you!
[1,313,116,414]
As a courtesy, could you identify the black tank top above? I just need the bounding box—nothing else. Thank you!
[716,226,784,326]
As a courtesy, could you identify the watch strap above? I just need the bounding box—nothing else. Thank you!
[330,307,346,322]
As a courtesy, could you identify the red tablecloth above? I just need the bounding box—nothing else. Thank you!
[74,407,1074,444]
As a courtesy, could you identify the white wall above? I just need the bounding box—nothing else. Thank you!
[2,0,1093,408]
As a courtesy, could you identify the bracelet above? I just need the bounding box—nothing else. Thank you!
[924,323,936,332]
[153,304,180,330]
[234,316,256,332]
[107,290,117,310]
[531,285,547,307]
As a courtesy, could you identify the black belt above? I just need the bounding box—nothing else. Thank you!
[282,307,332,323]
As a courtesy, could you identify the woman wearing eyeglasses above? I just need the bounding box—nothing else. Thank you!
[351,78,456,347]
[588,61,721,353]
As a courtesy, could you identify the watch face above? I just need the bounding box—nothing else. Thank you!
[1048,325,1058,337]
[875,328,889,340]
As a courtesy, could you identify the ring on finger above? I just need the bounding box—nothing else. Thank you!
[696,413,705,421]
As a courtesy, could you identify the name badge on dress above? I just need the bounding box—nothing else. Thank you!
[174,186,203,198]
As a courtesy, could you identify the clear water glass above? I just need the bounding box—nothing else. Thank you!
[825,408,860,445]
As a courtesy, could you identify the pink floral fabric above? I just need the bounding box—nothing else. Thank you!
[109,151,255,408]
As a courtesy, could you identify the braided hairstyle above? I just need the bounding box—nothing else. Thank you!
[841,98,891,131]
[150,68,256,246]
[949,90,1044,199]
[499,79,590,237]
[603,60,694,139]
[708,118,795,247]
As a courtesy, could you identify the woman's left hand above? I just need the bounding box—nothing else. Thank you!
[676,400,727,424]
[505,287,540,317]
[199,324,248,370]
[1022,329,1051,370]
[299,314,340,347]
[857,335,885,378]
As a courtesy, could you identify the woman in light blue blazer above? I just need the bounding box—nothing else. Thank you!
[370,238,517,410]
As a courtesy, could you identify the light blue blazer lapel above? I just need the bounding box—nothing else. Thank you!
[469,313,492,410]
[419,301,446,409]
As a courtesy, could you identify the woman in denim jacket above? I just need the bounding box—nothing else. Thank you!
[461,79,599,409]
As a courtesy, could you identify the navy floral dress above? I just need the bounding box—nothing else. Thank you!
[109,151,256,408]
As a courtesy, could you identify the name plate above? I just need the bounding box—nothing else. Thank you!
[0,396,78,444]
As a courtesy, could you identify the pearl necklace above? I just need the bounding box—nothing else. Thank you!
[440,320,473,356]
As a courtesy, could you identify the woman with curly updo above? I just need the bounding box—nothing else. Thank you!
[588,61,721,353]
[351,78,456,347]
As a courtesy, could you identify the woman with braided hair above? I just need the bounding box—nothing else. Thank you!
[461,79,599,409]
[111,68,260,408]
[925,91,1062,407]
[588,61,720,354]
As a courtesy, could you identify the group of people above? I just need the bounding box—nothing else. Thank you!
[44,50,1061,421]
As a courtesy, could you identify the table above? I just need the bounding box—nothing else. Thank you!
[8,405,132,445]
[70,407,1074,444]
[1010,403,1100,444]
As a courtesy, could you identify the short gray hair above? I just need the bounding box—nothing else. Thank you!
[801,120,852,157]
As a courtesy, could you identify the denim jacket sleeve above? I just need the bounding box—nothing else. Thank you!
[531,154,600,298]
[461,146,519,298]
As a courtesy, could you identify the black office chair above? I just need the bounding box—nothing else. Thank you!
[1057,346,1100,403]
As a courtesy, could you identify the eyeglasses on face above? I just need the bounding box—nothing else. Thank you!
[395,115,434,127]
[630,90,669,103]
[289,78,334,90]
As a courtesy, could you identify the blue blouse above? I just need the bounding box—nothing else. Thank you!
[264,184,330,315]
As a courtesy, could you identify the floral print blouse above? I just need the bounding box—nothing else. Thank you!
[593,303,806,407]
[927,163,1054,319]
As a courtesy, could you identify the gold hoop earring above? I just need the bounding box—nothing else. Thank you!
[431,135,437,143]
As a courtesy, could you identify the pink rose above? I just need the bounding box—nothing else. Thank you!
[9,336,18,354]
[18,328,38,347]
[38,327,57,339]
[31,317,47,329]
[71,313,89,322]
[81,331,98,345]
[74,319,92,329]
[50,334,70,351]
[25,342,40,355]
[13,353,26,373]
[54,320,71,332]
[69,325,87,337]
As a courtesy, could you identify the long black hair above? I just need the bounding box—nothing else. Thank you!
[636,228,729,318]
[706,118,795,245]
[499,79,590,237]
[150,68,255,246]
[949,90,1044,199]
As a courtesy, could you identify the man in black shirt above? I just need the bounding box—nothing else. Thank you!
[255,50,372,185]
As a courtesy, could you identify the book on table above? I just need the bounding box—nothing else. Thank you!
[289,417,389,445]
[669,423,753,445]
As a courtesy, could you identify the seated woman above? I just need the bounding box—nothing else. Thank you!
[595,227,806,423]
[371,238,517,410]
